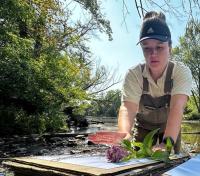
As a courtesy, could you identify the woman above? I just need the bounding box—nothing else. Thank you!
[118,11,192,153]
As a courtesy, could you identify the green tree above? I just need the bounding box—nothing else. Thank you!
[172,20,200,114]
[104,90,121,117]
[87,89,121,117]
[0,0,116,134]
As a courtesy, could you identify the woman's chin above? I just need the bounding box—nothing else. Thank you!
[149,61,160,68]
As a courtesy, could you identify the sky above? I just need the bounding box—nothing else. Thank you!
[88,1,189,90]
[70,0,188,90]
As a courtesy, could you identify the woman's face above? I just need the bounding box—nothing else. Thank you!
[141,39,171,74]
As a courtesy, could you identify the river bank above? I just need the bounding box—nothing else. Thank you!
[1,118,200,175]
[0,132,109,175]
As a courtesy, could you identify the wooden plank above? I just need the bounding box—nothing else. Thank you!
[4,157,157,176]
[3,155,189,176]
[3,161,75,176]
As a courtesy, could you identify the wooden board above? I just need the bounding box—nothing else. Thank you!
[3,155,189,176]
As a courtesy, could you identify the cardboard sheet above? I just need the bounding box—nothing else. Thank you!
[88,131,127,145]
[165,154,200,176]
[35,155,154,169]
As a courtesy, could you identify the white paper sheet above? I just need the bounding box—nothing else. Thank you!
[35,155,154,169]
[165,154,200,176]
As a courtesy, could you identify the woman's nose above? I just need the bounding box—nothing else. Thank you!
[150,48,158,55]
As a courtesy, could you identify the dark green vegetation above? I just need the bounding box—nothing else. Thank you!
[0,0,118,135]
[172,20,200,120]
[87,90,121,117]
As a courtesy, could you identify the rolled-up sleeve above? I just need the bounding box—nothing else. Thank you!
[121,67,142,104]
[171,63,193,96]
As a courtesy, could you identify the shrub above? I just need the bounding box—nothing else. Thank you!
[186,112,200,120]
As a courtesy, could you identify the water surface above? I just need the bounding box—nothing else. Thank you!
[82,117,200,152]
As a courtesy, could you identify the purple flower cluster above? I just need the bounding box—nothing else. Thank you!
[106,145,128,163]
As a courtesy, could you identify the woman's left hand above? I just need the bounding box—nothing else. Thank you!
[152,143,166,152]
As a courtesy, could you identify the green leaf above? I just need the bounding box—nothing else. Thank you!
[117,129,172,163]
[131,141,143,150]
[121,139,133,152]
[143,128,160,155]
[136,149,146,158]
[165,137,173,152]
[151,150,170,163]
[121,152,136,162]
[143,128,159,148]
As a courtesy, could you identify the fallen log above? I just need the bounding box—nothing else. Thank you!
[181,131,200,134]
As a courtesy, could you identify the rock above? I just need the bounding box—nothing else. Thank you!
[87,140,95,145]
[49,137,62,143]
[67,139,78,147]
[75,135,86,139]
[70,150,81,155]
[0,139,5,145]
[0,151,7,159]
[81,149,91,153]
[38,149,50,155]
[0,132,107,159]
[31,134,40,138]
[31,136,41,142]
[190,149,197,153]
[12,147,27,155]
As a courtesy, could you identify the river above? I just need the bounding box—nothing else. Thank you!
[78,117,200,153]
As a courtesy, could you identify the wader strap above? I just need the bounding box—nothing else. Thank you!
[164,61,174,94]
[141,64,149,93]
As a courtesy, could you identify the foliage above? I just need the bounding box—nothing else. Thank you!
[183,98,197,120]
[106,129,173,163]
[186,112,200,120]
[87,89,121,117]
[172,20,200,114]
[0,0,116,134]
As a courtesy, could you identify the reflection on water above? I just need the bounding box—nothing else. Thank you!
[70,122,118,134]
[70,116,118,134]
[181,121,200,152]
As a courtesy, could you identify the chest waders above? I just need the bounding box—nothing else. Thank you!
[135,62,181,154]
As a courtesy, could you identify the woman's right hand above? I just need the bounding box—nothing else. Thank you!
[123,133,132,140]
